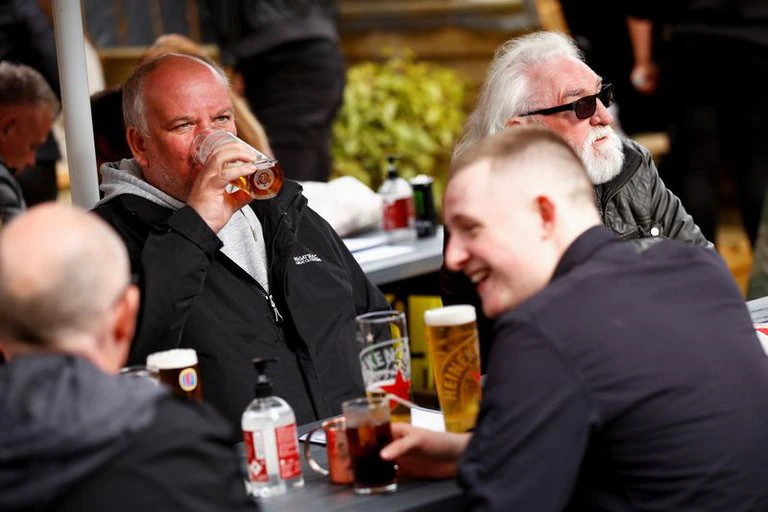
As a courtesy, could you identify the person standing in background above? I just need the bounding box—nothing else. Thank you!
[203,0,345,182]
[627,0,768,246]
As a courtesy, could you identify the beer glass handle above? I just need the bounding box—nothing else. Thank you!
[303,427,330,476]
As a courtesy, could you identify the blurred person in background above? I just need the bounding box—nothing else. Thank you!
[559,0,666,135]
[0,0,61,206]
[382,127,768,512]
[203,0,344,182]
[90,86,131,177]
[0,61,58,224]
[0,204,255,512]
[443,31,709,371]
[627,1,768,247]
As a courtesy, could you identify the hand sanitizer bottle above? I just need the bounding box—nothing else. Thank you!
[242,358,304,498]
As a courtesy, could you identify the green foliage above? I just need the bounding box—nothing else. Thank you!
[332,52,467,192]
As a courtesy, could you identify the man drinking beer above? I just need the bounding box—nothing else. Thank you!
[380,127,768,511]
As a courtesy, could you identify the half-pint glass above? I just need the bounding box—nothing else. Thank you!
[356,311,411,423]
[342,397,397,494]
[146,348,203,402]
[424,305,482,432]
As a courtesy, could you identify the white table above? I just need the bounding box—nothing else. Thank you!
[346,228,444,286]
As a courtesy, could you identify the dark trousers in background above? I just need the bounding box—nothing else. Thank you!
[660,36,768,245]
[238,39,346,183]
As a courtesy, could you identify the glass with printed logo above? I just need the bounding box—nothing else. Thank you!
[424,305,482,433]
[146,348,203,402]
[356,311,411,424]
[192,128,284,200]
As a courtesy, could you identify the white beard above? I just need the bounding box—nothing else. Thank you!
[578,126,625,185]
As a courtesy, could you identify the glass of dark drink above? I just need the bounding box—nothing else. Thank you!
[191,128,284,200]
[342,397,397,494]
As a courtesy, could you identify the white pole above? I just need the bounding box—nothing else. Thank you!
[51,0,99,208]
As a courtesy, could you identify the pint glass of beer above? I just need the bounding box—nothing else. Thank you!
[356,311,411,423]
[146,348,203,402]
[342,397,397,494]
[424,305,482,432]
[192,129,284,200]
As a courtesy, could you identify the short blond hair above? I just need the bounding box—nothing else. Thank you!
[450,126,595,208]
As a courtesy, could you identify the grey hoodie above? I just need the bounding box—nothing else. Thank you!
[98,159,270,291]
[0,354,165,509]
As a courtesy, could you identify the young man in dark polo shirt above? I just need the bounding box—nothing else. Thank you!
[381,127,768,511]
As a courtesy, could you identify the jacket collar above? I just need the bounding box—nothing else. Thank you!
[551,225,617,281]
[594,138,643,205]
[105,179,307,238]
[249,179,306,239]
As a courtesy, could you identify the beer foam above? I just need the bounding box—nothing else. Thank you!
[424,305,476,326]
[146,348,198,370]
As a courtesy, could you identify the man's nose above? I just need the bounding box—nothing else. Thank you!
[444,235,468,272]
[591,98,614,126]
[24,152,36,169]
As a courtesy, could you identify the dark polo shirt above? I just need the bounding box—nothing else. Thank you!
[460,226,768,511]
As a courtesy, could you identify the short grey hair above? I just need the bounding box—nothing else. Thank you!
[0,61,59,113]
[452,31,582,160]
[122,53,230,137]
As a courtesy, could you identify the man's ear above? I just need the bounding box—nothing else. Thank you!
[0,115,16,138]
[125,126,148,167]
[505,116,526,129]
[113,284,140,364]
[535,195,556,239]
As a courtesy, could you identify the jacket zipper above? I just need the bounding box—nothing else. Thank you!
[267,191,305,299]
[266,292,284,324]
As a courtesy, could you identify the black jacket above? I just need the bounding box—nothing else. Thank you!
[460,227,768,511]
[94,180,389,429]
[443,138,710,371]
[0,160,25,225]
[0,355,254,512]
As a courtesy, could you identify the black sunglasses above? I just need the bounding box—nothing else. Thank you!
[521,83,614,120]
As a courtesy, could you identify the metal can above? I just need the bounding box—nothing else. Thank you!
[410,174,437,238]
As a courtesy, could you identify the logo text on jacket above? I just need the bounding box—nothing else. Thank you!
[294,253,322,265]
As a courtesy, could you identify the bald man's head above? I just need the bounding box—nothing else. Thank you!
[0,204,133,355]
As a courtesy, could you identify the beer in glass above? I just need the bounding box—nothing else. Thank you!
[192,129,284,200]
[356,311,412,423]
[424,305,482,432]
[342,397,397,494]
[146,348,203,402]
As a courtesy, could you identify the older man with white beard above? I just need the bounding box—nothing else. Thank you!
[443,31,710,371]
